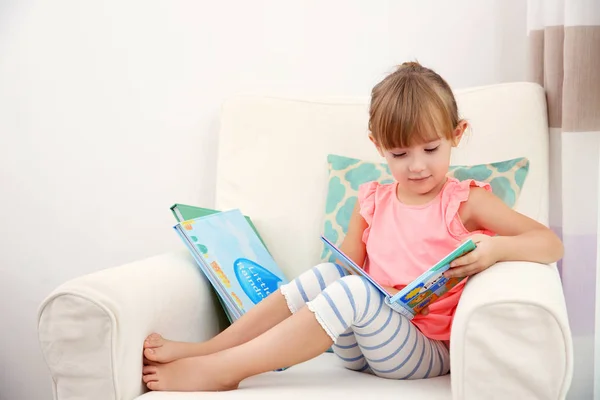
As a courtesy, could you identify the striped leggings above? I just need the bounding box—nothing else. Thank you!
[280,262,450,380]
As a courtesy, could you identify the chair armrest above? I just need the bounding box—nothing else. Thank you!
[450,261,573,400]
[38,249,227,400]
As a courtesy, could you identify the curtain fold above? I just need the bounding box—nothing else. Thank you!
[527,0,600,398]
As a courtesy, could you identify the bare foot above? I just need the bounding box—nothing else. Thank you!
[143,333,203,363]
[143,355,239,392]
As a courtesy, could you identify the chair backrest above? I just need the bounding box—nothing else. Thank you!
[215,83,549,279]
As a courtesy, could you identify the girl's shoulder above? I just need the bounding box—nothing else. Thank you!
[357,181,396,222]
[443,176,491,199]
[441,177,493,215]
[442,177,494,237]
[358,181,397,209]
[357,181,397,244]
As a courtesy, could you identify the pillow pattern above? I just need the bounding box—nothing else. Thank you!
[321,154,529,260]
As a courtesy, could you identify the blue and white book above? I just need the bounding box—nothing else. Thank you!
[320,236,476,319]
[175,209,288,322]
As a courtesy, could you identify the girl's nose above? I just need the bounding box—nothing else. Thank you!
[408,158,426,173]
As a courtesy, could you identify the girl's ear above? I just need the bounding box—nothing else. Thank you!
[369,135,385,157]
[452,120,468,147]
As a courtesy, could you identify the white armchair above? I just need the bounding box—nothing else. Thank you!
[38,83,573,400]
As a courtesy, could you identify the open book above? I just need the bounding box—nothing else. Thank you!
[321,236,476,319]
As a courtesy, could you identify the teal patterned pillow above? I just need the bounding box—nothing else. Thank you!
[321,154,529,260]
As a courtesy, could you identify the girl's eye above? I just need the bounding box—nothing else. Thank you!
[425,146,439,153]
[391,152,406,158]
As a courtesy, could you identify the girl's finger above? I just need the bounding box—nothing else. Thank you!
[451,250,479,268]
[449,255,468,268]
[445,262,479,278]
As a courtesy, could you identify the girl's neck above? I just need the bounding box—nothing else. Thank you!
[395,177,449,206]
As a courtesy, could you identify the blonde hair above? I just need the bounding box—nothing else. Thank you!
[369,61,461,150]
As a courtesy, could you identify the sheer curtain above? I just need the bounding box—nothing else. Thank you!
[527,0,600,398]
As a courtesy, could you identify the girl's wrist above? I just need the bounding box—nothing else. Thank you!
[490,235,510,263]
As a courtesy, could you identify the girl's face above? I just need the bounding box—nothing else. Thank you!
[383,138,453,198]
[372,122,466,202]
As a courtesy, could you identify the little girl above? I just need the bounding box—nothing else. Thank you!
[141,62,563,392]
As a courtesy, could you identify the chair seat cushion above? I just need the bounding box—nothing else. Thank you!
[135,353,451,399]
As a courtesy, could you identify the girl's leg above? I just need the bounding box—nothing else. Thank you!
[331,329,372,373]
[143,274,443,391]
[143,307,333,391]
[143,289,291,362]
[309,275,448,379]
[144,262,347,362]
[348,296,450,379]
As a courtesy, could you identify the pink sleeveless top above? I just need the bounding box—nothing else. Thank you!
[358,177,494,340]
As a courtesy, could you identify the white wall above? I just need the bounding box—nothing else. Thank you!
[0,1,526,399]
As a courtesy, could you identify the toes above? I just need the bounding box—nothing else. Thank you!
[142,374,156,383]
[144,348,159,361]
[144,357,159,366]
[142,366,159,384]
[143,365,157,375]
[144,333,164,348]
[147,381,161,391]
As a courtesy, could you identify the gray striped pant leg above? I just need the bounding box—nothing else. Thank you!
[279,262,348,313]
[307,275,450,380]
[352,296,450,379]
[278,262,368,371]
[332,329,372,373]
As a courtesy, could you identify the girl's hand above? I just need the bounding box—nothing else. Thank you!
[444,234,500,278]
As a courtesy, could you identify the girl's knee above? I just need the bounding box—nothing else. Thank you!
[313,262,337,271]
[312,262,348,281]
[339,275,371,294]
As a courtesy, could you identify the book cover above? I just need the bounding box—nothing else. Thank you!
[320,236,476,319]
[175,209,288,321]
[171,203,269,251]
[387,239,476,317]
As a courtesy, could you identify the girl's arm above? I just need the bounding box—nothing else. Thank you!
[339,202,368,267]
[447,187,564,278]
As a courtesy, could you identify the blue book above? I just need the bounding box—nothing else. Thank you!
[321,236,476,319]
[175,209,289,323]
